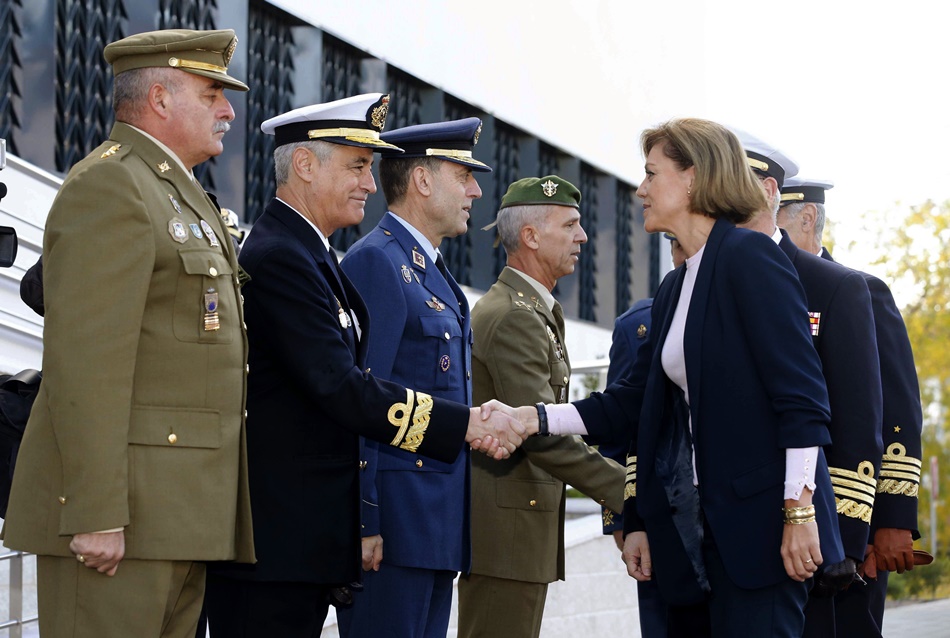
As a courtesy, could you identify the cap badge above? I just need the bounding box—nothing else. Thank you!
[541,179,558,197]
[189,223,204,239]
[158,161,171,173]
[412,249,426,269]
[474,123,482,145]
[224,36,238,66]
[100,144,121,159]
[425,297,446,312]
[440,355,451,372]
[370,95,390,130]
[168,194,183,214]
[168,219,188,243]
[637,324,648,339]
[200,220,220,247]
[401,264,412,284]
[808,311,821,336]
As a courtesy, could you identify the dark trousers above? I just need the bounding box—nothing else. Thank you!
[636,578,669,637]
[205,572,330,637]
[832,571,888,638]
[336,565,456,638]
[666,521,810,638]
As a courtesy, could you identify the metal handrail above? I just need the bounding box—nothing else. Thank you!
[0,549,37,638]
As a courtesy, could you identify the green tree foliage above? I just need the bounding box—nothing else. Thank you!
[855,200,950,554]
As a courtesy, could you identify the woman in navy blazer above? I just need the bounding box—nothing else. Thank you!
[500,119,844,637]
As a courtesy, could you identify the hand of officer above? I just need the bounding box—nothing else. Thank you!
[612,530,624,552]
[466,402,528,459]
[871,528,915,574]
[69,530,125,576]
[622,531,652,581]
[780,492,822,582]
[361,534,383,571]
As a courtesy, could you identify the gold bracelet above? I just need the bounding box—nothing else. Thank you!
[785,516,816,525]
[783,505,816,516]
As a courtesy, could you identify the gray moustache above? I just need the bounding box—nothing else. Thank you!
[213,122,231,134]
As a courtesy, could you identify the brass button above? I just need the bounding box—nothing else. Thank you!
[467,371,471,379]
[240,294,245,302]
[168,433,178,444]
[529,499,537,507]
[245,364,250,373]
[244,410,248,418]
[359,460,368,470]
[599,498,606,504]
[444,332,451,340]
[58,496,67,505]
[209,267,218,277]
[416,460,423,468]
[563,376,568,384]
[365,367,371,373]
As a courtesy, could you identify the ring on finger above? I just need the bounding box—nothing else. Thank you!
[76,554,86,564]
[804,558,813,564]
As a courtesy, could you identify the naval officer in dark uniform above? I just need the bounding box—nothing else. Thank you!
[778,176,925,638]
[203,95,527,636]
[337,118,491,638]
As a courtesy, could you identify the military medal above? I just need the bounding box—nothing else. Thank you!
[440,355,451,372]
[412,270,421,284]
[168,219,188,243]
[189,223,203,239]
[808,311,821,336]
[203,288,220,331]
[559,387,567,403]
[168,194,183,214]
[401,264,412,284]
[336,296,352,329]
[200,220,220,247]
[412,249,426,269]
[546,325,564,360]
[425,296,446,312]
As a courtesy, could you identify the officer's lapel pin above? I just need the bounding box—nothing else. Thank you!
[168,194,183,214]
[168,219,188,243]
[401,264,412,284]
[158,160,172,173]
[412,249,426,269]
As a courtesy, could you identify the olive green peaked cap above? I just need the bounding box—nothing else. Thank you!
[103,29,249,92]
[500,175,581,209]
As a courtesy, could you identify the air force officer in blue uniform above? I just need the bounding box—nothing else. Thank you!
[338,118,491,638]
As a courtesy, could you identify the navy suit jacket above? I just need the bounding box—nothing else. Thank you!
[575,218,844,603]
[601,297,653,535]
[341,213,472,572]
[778,233,883,560]
[821,248,922,537]
[220,199,469,585]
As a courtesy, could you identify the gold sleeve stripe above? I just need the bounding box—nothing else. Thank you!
[882,443,922,467]
[828,461,876,485]
[832,485,876,506]
[830,475,878,498]
[835,497,873,523]
[624,482,637,500]
[387,389,414,446]
[879,469,922,482]
[399,392,432,453]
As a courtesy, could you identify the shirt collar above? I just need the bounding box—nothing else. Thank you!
[127,124,193,178]
[508,267,556,311]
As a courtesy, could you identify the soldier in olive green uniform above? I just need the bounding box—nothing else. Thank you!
[2,29,253,638]
[458,176,625,638]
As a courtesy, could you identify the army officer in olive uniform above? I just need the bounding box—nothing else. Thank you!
[2,29,254,638]
[458,176,625,638]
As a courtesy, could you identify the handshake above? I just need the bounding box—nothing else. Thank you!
[465,401,541,460]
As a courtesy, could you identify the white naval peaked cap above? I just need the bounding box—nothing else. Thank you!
[729,125,799,189]
[260,92,403,152]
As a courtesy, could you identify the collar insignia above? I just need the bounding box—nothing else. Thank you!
[158,161,172,173]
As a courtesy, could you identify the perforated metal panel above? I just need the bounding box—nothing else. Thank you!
[615,182,634,314]
[54,0,127,173]
[245,2,295,222]
[0,0,22,155]
[491,123,520,277]
[577,164,599,322]
[387,68,423,130]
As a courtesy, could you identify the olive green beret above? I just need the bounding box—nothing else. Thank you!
[103,29,248,92]
[500,175,581,209]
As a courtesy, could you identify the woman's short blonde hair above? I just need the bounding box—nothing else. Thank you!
[640,118,767,224]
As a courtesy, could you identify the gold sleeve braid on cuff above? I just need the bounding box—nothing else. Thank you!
[830,461,876,523]
[877,443,921,497]
[387,390,432,452]
[624,455,637,500]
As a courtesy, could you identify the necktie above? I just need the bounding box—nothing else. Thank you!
[435,254,449,280]
[552,301,566,335]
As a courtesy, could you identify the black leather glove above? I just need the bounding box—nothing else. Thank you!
[810,557,860,597]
